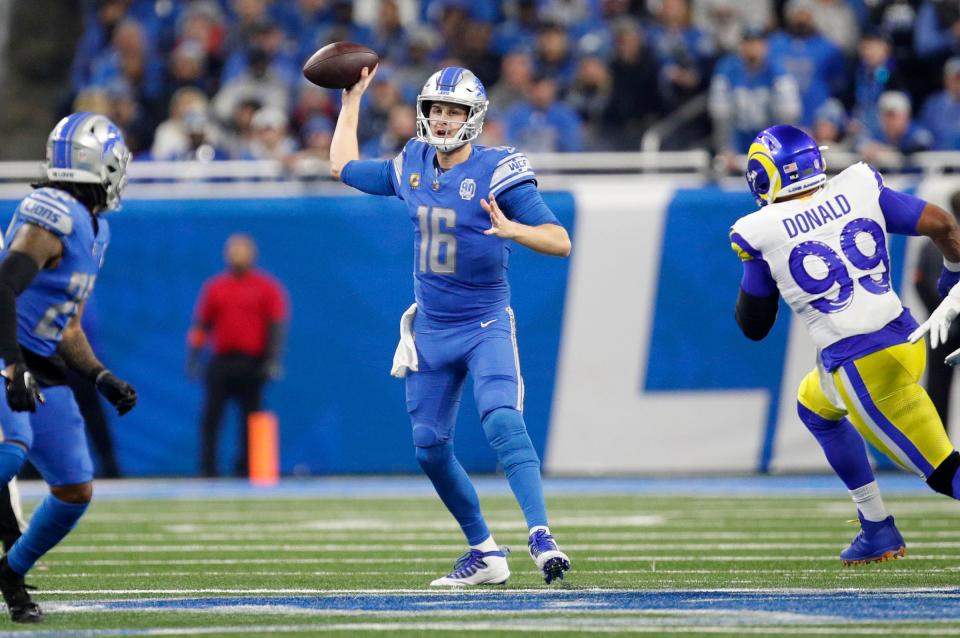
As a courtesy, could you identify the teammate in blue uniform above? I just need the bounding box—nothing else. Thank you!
[331,66,572,586]
[0,113,137,622]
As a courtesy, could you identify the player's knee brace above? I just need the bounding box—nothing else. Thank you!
[481,408,540,477]
[0,442,27,484]
[927,450,960,498]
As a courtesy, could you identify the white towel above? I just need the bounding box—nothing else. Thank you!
[391,303,418,378]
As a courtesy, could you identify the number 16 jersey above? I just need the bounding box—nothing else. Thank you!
[730,162,923,371]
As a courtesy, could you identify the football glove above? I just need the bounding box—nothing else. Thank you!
[910,282,960,349]
[95,369,137,416]
[2,363,44,413]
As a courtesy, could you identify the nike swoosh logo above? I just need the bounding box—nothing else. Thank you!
[480,319,498,328]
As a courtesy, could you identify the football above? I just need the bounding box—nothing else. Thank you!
[302,42,379,89]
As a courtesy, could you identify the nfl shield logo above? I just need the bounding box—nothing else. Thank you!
[459,178,476,201]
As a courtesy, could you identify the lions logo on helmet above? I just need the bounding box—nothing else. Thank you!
[416,67,489,153]
[746,124,827,208]
[45,112,131,211]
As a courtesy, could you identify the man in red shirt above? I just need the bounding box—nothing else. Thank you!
[187,234,289,477]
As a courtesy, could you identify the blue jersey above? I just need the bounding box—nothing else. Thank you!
[2,187,109,356]
[342,139,557,322]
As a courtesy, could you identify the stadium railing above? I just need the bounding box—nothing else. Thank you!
[0,149,951,198]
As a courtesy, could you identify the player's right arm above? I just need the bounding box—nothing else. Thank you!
[329,65,377,181]
[730,228,780,341]
[907,201,960,351]
[0,223,64,411]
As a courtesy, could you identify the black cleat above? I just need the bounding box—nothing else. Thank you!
[0,556,42,623]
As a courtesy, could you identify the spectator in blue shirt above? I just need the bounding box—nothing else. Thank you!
[812,97,851,150]
[602,18,661,150]
[371,0,408,65]
[505,75,585,152]
[856,90,934,161]
[492,0,540,55]
[534,22,578,91]
[361,103,416,158]
[71,0,133,94]
[222,20,298,88]
[920,57,960,150]
[299,0,375,64]
[647,0,717,108]
[768,0,846,126]
[709,28,802,157]
[852,28,905,140]
[88,18,166,119]
[914,0,960,61]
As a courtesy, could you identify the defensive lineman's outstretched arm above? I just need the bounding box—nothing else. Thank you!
[916,201,960,263]
[909,202,960,353]
[330,65,378,180]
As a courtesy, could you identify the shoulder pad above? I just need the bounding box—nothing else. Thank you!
[838,162,883,193]
[17,189,77,237]
[729,227,760,262]
[489,150,536,197]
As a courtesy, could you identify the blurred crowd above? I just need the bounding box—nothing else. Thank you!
[63,0,960,168]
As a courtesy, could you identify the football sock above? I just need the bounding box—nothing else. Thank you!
[7,494,87,575]
[798,403,875,490]
[415,440,490,546]
[0,443,26,484]
[482,408,548,529]
[470,536,499,553]
[849,480,888,522]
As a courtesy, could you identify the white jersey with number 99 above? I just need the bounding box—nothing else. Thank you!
[731,162,904,351]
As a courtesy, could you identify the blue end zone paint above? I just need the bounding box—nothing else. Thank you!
[52,589,960,621]
[12,474,934,501]
[645,188,791,473]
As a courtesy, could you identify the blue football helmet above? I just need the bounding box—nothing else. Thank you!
[45,112,130,211]
[745,125,826,207]
[416,67,488,153]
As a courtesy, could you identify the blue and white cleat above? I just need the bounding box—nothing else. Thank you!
[528,529,570,584]
[429,547,510,586]
[841,513,906,566]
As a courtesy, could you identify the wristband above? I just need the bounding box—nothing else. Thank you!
[89,366,108,383]
[944,258,960,273]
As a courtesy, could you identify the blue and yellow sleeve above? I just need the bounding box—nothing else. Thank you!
[729,229,760,262]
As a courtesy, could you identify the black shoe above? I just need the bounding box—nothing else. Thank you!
[0,557,42,623]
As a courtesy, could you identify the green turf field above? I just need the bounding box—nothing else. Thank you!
[1,479,959,637]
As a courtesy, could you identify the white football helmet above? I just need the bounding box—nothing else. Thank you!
[416,67,489,153]
[45,112,131,211]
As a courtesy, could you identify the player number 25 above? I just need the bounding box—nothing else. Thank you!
[788,217,890,314]
[34,272,96,340]
[417,206,457,275]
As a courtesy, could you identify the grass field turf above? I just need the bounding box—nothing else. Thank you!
[0,477,958,637]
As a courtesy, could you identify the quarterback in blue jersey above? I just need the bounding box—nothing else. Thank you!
[0,113,137,622]
[731,124,960,566]
[331,65,572,586]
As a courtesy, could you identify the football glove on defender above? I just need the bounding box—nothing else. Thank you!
[2,364,44,413]
[94,369,137,415]
[910,282,960,359]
